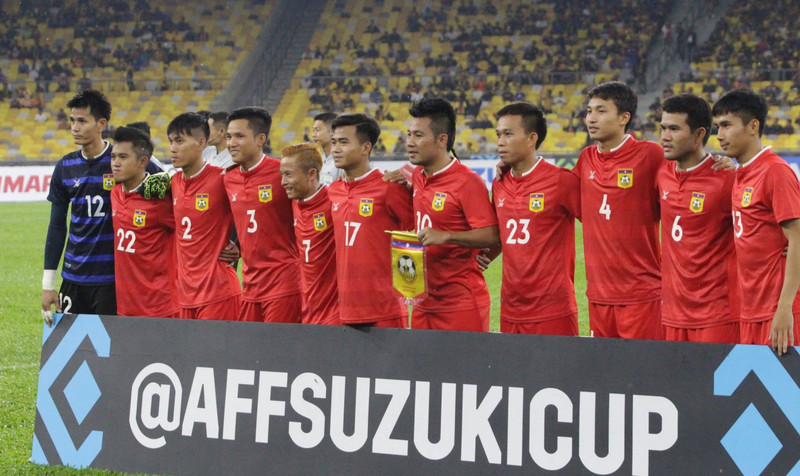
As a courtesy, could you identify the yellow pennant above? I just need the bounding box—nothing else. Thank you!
[103,174,115,191]
[195,193,209,211]
[387,230,427,305]
[617,169,633,189]
[741,187,753,207]
[133,209,146,227]
[313,212,327,231]
[529,193,545,212]
[690,192,705,213]
[258,185,272,203]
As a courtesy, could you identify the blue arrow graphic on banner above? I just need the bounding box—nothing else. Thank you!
[714,345,800,475]
[34,314,110,468]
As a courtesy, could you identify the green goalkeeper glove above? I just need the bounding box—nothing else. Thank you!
[141,172,171,200]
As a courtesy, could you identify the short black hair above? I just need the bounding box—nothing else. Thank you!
[496,102,548,148]
[662,93,713,145]
[196,110,211,119]
[587,81,638,132]
[208,111,230,129]
[314,112,338,125]
[66,89,111,121]
[113,126,154,159]
[167,112,210,140]
[711,88,769,137]
[127,121,151,137]
[331,113,381,147]
[408,97,456,150]
[228,107,272,137]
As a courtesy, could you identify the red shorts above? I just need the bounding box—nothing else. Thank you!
[180,295,241,321]
[239,293,302,323]
[501,314,578,336]
[665,322,739,344]
[412,306,489,332]
[346,316,407,329]
[589,300,663,340]
[740,319,800,345]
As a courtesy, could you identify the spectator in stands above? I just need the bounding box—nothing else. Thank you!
[56,110,69,130]
[34,107,47,122]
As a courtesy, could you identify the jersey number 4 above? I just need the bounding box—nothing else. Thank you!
[599,194,611,220]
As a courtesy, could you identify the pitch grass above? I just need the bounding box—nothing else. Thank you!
[0,201,588,474]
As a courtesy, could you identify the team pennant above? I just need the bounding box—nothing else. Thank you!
[387,231,427,305]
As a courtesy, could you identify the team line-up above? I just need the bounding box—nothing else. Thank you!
[39,82,800,355]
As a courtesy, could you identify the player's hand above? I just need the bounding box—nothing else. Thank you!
[41,289,61,327]
[769,306,794,356]
[141,172,171,200]
[711,155,737,171]
[417,227,449,246]
[476,249,493,271]
[219,241,240,266]
[495,162,510,180]
[382,169,411,189]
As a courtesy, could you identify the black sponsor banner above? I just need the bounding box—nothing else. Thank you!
[32,314,800,475]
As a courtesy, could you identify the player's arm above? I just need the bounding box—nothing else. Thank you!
[771,218,800,355]
[42,200,68,325]
[218,215,240,265]
[418,224,500,248]
[476,244,502,271]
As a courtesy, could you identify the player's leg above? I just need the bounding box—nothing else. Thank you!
[371,316,408,328]
[691,322,739,344]
[180,307,199,319]
[615,300,664,340]
[259,293,303,324]
[197,295,241,320]
[503,314,579,336]
[89,284,117,315]
[317,314,342,325]
[500,320,520,333]
[413,307,488,332]
[588,302,618,338]
[664,326,689,342]
[739,321,769,345]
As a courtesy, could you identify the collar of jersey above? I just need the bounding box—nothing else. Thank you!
[676,153,713,173]
[185,162,209,179]
[80,140,111,160]
[739,146,771,169]
[300,184,325,202]
[240,154,266,173]
[511,156,544,178]
[426,156,458,178]
[604,134,632,154]
[348,167,379,182]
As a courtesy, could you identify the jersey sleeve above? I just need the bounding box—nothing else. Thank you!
[47,161,67,204]
[460,173,497,229]
[768,162,800,224]
[558,168,581,220]
[386,182,414,231]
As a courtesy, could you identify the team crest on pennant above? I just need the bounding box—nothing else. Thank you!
[195,193,209,211]
[359,198,374,217]
[102,174,115,191]
[258,185,272,203]
[133,209,146,227]
[690,192,705,213]
[432,192,447,211]
[529,193,545,212]
[389,231,427,306]
[741,187,753,207]
[617,169,633,189]
[313,212,327,231]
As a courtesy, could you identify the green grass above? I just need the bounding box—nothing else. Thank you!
[0,202,589,474]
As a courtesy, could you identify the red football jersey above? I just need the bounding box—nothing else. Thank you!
[223,155,300,303]
[732,147,800,322]
[573,135,663,304]
[292,185,339,324]
[327,169,414,324]
[171,164,241,308]
[657,154,739,328]
[492,159,580,322]
[111,181,178,317]
[412,159,498,313]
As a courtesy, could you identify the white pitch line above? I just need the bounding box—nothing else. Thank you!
[0,363,39,371]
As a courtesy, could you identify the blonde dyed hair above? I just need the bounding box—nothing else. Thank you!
[281,142,323,173]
